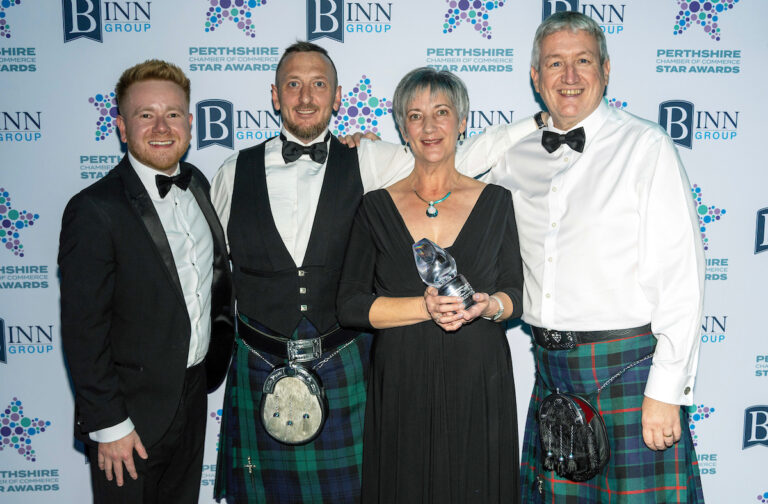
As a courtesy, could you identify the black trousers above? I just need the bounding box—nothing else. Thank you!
[88,363,207,504]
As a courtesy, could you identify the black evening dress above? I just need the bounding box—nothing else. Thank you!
[337,184,523,504]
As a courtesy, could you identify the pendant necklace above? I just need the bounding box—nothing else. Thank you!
[414,189,451,218]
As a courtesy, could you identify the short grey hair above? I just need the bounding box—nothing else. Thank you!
[392,67,469,133]
[531,11,609,71]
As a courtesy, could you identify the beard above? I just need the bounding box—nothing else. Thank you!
[128,137,190,174]
[282,107,333,143]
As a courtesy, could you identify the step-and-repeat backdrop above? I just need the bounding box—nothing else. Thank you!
[1,0,766,502]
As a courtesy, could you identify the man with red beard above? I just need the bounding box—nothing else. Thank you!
[59,59,232,503]
[209,41,542,503]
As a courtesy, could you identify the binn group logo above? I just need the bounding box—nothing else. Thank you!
[196,99,281,150]
[442,0,506,40]
[700,315,726,344]
[0,0,21,39]
[0,397,51,462]
[197,75,391,148]
[62,0,152,43]
[673,0,740,41]
[542,0,625,35]
[755,208,768,255]
[659,100,738,149]
[743,405,768,449]
[331,76,392,136]
[197,99,234,150]
[466,109,514,137]
[1,110,42,143]
[0,188,39,258]
[203,0,265,38]
[0,317,56,364]
[307,0,393,43]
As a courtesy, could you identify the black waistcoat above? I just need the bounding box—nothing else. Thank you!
[228,136,363,337]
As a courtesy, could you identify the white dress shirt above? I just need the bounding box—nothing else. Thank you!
[494,100,705,406]
[90,153,214,443]
[210,118,538,254]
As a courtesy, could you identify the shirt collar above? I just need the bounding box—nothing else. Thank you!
[128,152,180,201]
[547,99,610,149]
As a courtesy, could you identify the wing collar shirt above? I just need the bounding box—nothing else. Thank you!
[493,100,705,406]
[89,153,213,443]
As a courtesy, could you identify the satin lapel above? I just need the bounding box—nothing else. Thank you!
[116,158,186,308]
[188,170,227,256]
[187,169,230,303]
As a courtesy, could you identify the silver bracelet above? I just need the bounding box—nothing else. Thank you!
[482,295,505,322]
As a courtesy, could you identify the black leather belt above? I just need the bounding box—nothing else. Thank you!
[236,314,359,362]
[532,323,653,350]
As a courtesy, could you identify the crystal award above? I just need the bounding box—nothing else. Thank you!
[412,238,475,309]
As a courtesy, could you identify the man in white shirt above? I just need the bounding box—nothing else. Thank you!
[501,12,706,502]
[59,60,232,503]
[209,41,541,503]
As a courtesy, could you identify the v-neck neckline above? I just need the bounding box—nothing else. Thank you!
[380,184,491,251]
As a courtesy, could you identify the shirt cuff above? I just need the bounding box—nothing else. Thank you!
[88,418,135,443]
[644,364,695,406]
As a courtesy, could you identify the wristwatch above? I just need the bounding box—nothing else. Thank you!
[483,295,505,322]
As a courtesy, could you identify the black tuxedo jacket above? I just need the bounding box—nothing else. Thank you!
[58,156,233,448]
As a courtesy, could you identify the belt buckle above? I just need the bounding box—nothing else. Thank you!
[542,328,576,349]
[287,338,322,363]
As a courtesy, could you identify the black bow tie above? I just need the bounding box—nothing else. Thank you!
[541,127,586,153]
[280,132,330,164]
[155,170,192,198]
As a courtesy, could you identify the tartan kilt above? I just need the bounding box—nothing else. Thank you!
[214,319,372,504]
[520,331,705,503]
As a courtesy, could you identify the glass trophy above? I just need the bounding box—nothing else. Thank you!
[412,238,475,308]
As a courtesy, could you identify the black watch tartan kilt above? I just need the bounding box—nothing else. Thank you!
[520,330,705,503]
[214,318,372,504]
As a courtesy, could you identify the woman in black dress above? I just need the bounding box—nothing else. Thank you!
[337,67,523,503]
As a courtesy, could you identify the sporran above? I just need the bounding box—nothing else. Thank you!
[237,319,358,446]
[537,391,609,481]
[260,364,327,445]
[537,353,654,482]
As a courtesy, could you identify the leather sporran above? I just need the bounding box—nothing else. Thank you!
[536,352,654,482]
[537,392,610,482]
[260,364,327,445]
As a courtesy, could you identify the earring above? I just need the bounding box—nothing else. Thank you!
[458,131,465,145]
